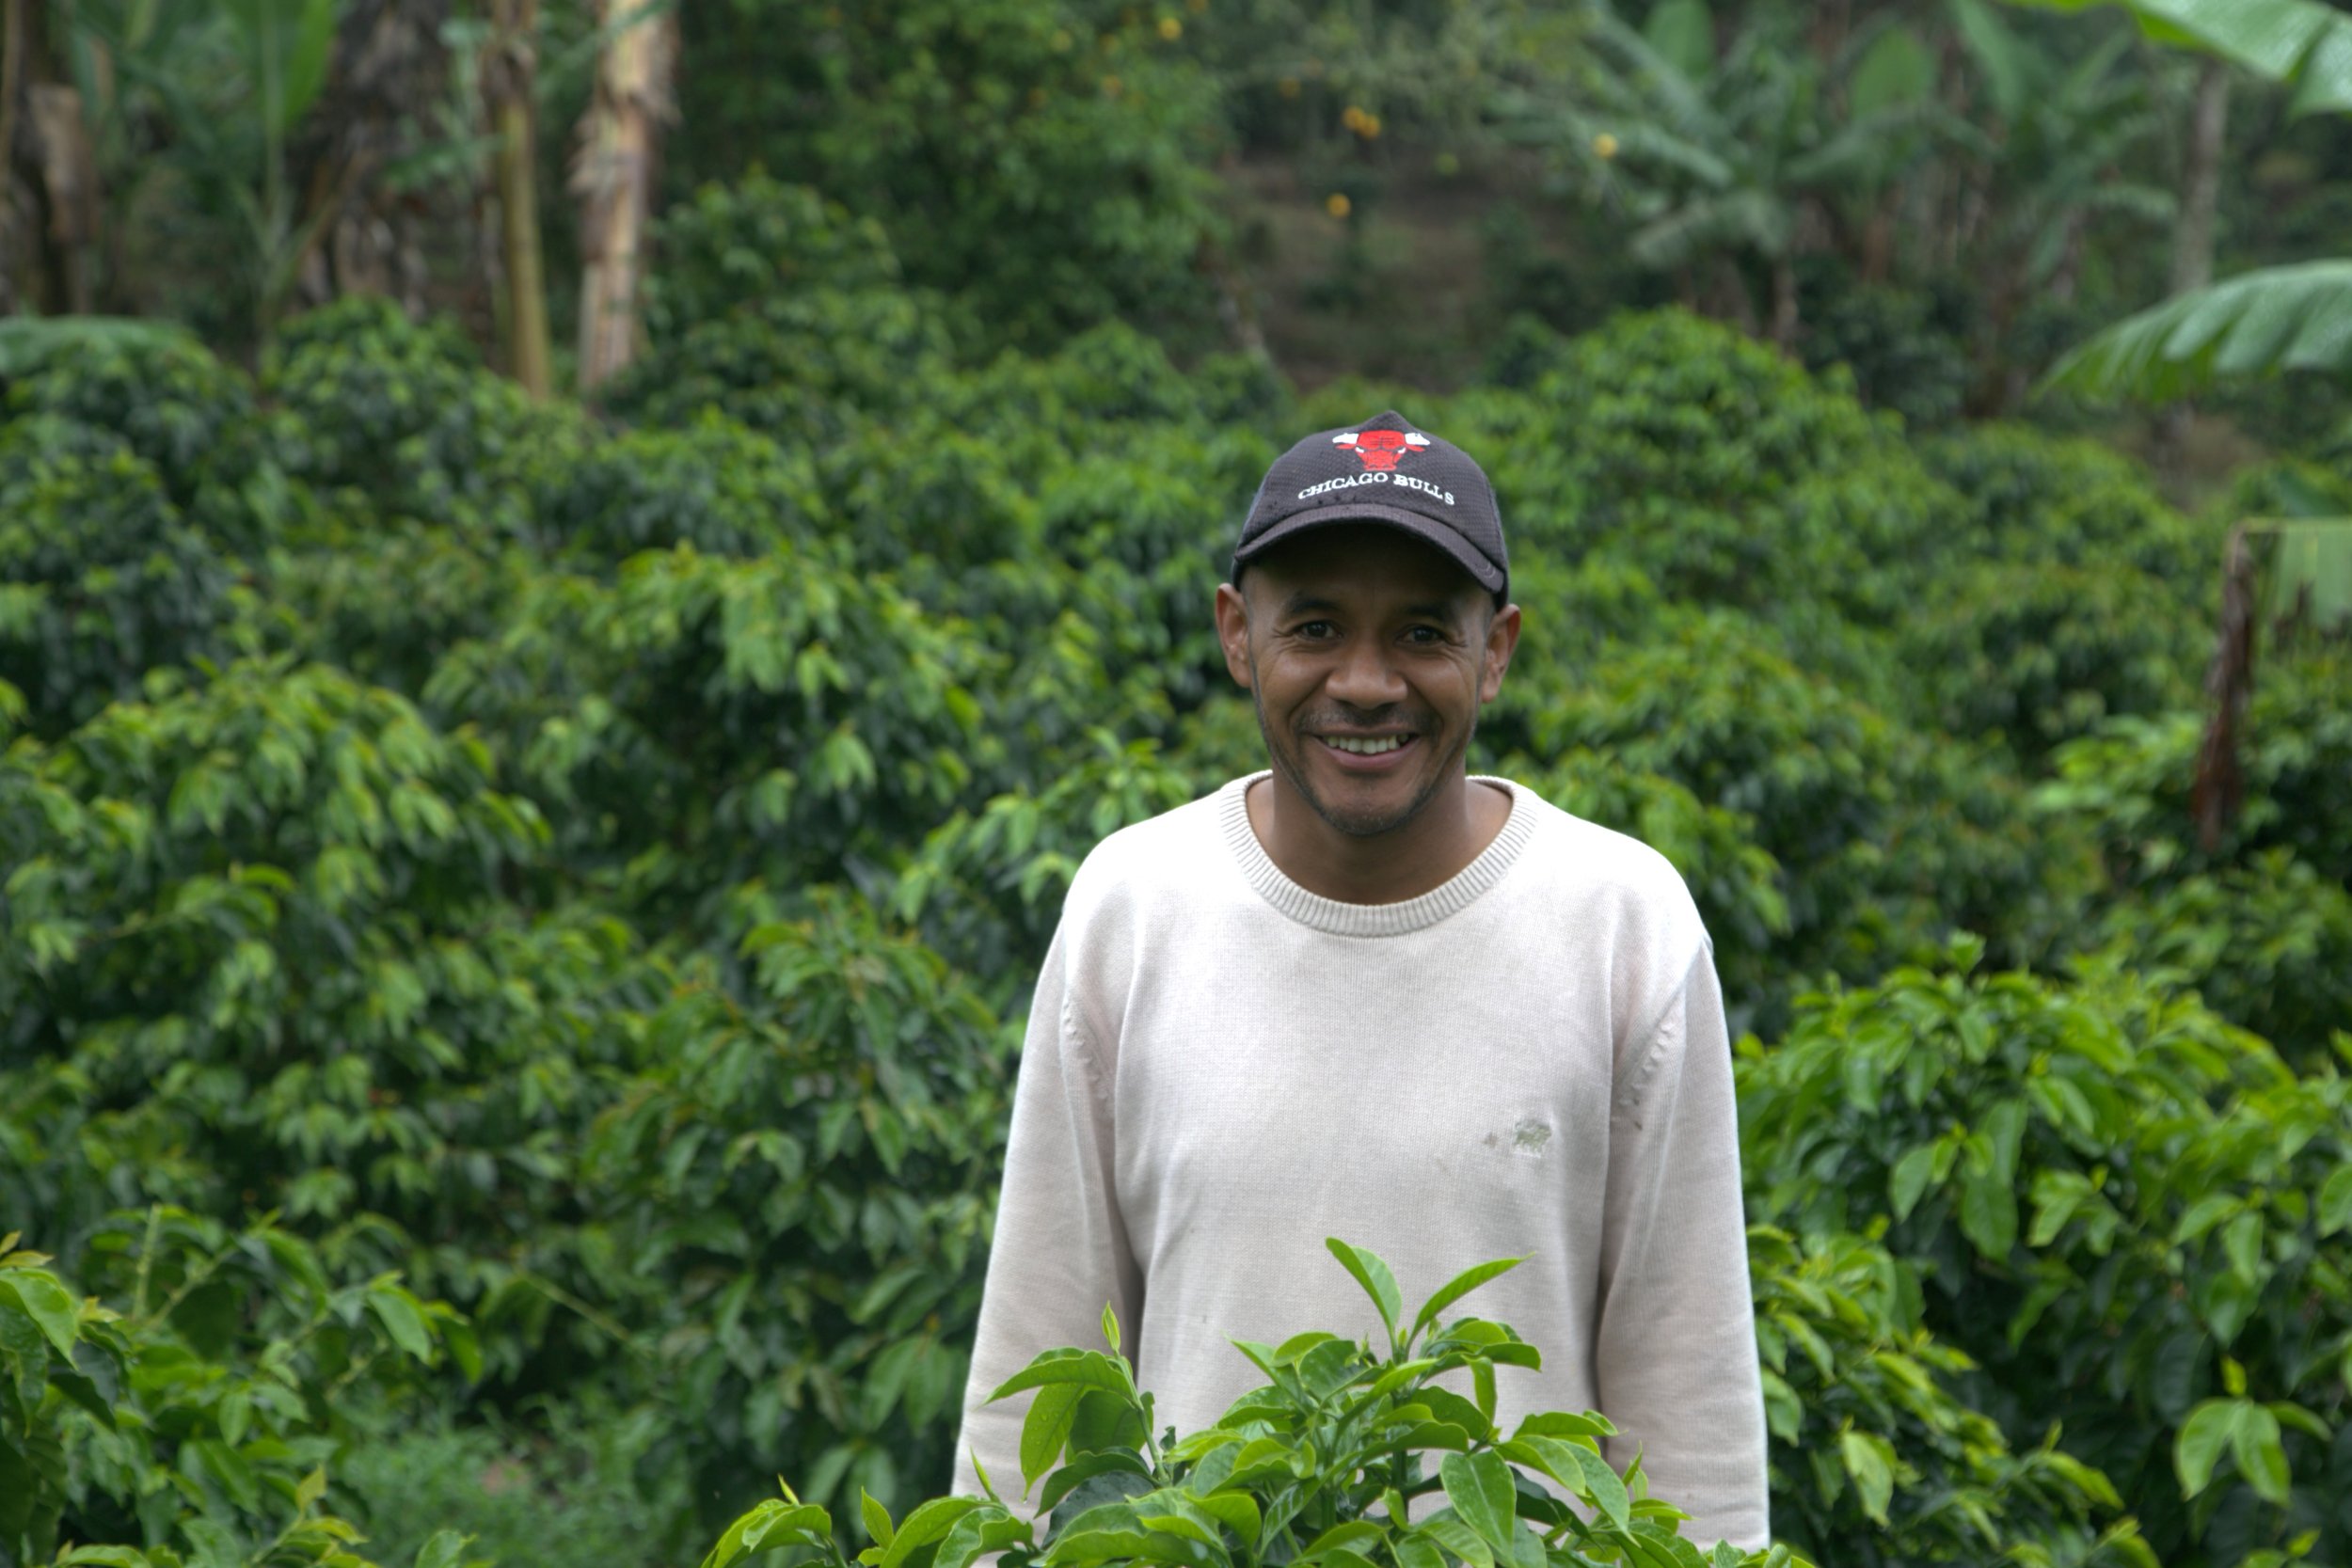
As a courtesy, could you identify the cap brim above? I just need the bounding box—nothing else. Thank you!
[1233,503,1505,594]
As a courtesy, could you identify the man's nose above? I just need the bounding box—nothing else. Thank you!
[1326,636,1407,706]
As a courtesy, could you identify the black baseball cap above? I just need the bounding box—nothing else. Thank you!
[1231,409,1508,600]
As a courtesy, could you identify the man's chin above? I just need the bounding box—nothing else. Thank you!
[1295,768,1443,840]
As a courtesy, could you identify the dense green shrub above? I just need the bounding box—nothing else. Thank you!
[1502,609,2058,1006]
[1748,1227,2142,1565]
[264,298,590,543]
[607,289,957,442]
[0,657,563,1259]
[1795,277,1973,431]
[422,545,993,925]
[896,733,1200,993]
[1899,562,2197,764]
[1455,312,1971,639]
[535,415,827,563]
[269,517,541,700]
[1741,951,2352,1568]
[669,2,1228,350]
[0,420,236,736]
[2037,644,2352,887]
[638,177,909,341]
[2086,854,2352,1064]
[0,331,255,512]
[1,1213,468,1568]
[1917,424,2212,590]
[342,1403,694,1568]
[580,895,1009,1517]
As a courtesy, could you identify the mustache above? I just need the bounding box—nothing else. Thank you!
[1295,706,1422,732]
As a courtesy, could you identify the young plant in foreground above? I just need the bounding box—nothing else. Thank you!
[702,1240,1804,1568]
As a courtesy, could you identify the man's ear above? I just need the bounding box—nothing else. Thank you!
[1215,581,1255,691]
[1479,602,1521,704]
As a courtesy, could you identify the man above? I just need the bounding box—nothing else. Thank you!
[952,410,1769,1547]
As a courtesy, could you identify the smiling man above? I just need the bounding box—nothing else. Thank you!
[954,411,1770,1548]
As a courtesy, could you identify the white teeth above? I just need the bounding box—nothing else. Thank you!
[1325,736,1406,755]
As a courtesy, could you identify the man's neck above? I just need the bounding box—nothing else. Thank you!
[1244,769,1513,905]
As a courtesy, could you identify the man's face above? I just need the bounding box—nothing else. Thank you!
[1215,526,1519,838]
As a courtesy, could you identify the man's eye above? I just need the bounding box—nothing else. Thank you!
[1295,620,1338,639]
[1405,626,1444,643]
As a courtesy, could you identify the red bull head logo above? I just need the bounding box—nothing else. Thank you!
[1332,428,1431,472]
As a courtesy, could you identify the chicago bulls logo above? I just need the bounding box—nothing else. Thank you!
[1332,429,1431,472]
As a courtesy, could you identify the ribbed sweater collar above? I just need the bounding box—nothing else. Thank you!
[1217,772,1536,937]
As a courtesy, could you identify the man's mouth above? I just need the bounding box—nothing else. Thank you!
[1317,733,1416,759]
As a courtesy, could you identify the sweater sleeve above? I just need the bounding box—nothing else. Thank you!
[1595,943,1770,1549]
[950,922,1144,1510]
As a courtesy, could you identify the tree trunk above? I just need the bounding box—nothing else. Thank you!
[1860,195,1894,285]
[2171,62,2228,300]
[1770,255,1799,350]
[572,0,675,392]
[488,0,550,396]
[0,0,23,314]
[1713,255,1757,337]
[6,0,100,315]
[296,0,455,318]
[2160,59,2229,457]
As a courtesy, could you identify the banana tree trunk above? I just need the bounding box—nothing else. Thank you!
[2171,61,2229,298]
[2157,60,2229,457]
[5,0,100,315]
[489,0,550,397]
[572,0,675,392]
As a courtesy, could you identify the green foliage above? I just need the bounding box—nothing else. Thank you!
[7,285,2346,1568]
[1741,951,2352,1567]
[339,1405,693,1568]
[704,1243,1797,1568]
[0,657,558,1254]
[1916,422,2210,588]
[669,4,1228,351]
[580,894,1009,1515]
[1499,608,2052,1010]
[1898,561,2196,764]
[422,544,992,919]
[534,415,827,563]
[263,299,590,545]
[2037,644,2352,888]
[2039,261,2352,403]
[1748,1227,2144,1565]
[0,1213,469,1568]
[0,419,239,738]
[1466,311,1964,633]
[637,177,910,343]
[0,330,254,511]
[1796,277,1975,430]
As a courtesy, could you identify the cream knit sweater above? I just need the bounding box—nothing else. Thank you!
[952,774,1770,1548]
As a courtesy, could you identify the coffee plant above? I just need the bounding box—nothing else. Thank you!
[703,1243,1799,1568]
